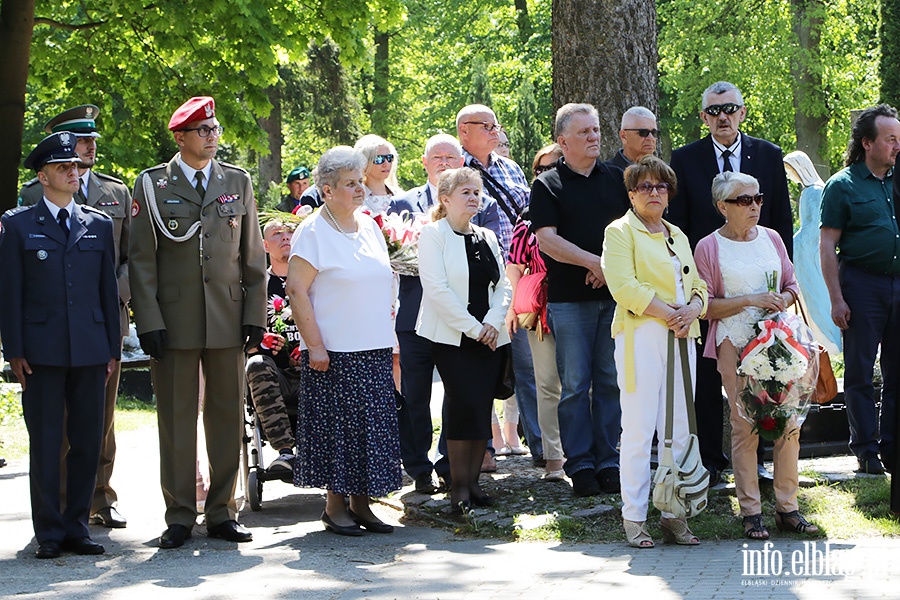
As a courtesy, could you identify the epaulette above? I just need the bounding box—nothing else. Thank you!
[138,163,167,177]
[22,178,40,188]
[95,172,125,185]
[3,205,33,219]
[81,205,112,220]
[218,161,250,175]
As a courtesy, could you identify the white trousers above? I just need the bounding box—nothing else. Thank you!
[616,321,696,522]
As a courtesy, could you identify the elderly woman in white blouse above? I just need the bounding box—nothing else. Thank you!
[286,146,401,537]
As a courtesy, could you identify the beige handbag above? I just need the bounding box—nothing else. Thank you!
[652,332,710,519]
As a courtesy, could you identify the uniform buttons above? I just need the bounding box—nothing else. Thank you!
[68,283,73,288]
[68,300,74,306]
[67,263,73,269]
[683,265,690,274]
[204,276,210,283]
[204,233,210,238]
[204,255,210,260]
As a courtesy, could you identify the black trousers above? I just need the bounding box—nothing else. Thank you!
[22,364,105,544]
[397,331,438,479]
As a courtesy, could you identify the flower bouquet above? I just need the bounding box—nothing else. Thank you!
[362,209,428,277]
[737,310,820,441]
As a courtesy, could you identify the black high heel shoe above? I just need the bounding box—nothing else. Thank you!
[348,510,394,534]
[321,511,364,536]
[451,499,473,515]
[470,494,496,507]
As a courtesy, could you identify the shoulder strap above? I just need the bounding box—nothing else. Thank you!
[471,162,522,222]
[664,331,699,448]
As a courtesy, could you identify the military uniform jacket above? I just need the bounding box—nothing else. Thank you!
[0,201,121,366]
[20,171,131,333]
[128,154,267,349]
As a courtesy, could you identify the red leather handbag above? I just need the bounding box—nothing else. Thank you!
[513,270,548,338]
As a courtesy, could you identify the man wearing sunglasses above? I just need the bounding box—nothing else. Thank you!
[669,81,793,487]
[821,104,900,475]
[606,106,659,170]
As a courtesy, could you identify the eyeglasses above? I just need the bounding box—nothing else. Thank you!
[533,164,554,176]
[723,194,764,206]
[703,103,743,116]
[463,121,502,132]
[624,128,660,138]
[632,182,671,194]
[373,154,395,165]
[428,154,459,164]
[498,142,510,148]
[180,125,224,137]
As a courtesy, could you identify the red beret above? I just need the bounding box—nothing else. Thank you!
[168,96,216,131]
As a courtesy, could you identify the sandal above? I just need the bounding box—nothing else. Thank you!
[742,514,770,540]
[623,519,654,548]
[775,510,819,535]
[659,517,700,545]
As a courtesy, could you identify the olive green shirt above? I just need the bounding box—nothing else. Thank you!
[820,161,900,274]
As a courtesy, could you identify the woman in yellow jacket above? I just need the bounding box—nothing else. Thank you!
[602,156,708,548]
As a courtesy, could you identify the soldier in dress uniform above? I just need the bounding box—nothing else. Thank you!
[19,104,131,529]
[275,166,311,213]
[128,96,267,548]
[0,132,120,559]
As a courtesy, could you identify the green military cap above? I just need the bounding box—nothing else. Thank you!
[286,166,310,183]
[44,104,102,138]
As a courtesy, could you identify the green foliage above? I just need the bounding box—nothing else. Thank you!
[658,0,880,173]
[468,56,493,106]
[881,0,900,106]
[509,78,544,174]
[0,383,22,426]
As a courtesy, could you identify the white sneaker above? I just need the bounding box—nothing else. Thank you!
[268,452,295,473]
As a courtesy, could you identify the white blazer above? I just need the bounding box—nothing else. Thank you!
[416,218,512,347]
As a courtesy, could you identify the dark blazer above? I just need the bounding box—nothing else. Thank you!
[668,133,793,256]
[605,149,632,171]
[0,200,120,366]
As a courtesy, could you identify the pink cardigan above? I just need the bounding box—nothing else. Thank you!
[694,227,800,360]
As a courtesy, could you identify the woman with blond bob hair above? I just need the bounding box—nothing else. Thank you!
[354,134,403,214]
[417,167,512,514]
[603,155,708,548]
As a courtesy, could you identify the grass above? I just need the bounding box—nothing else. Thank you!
[0,394,156,462]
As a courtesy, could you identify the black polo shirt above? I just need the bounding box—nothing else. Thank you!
[529,158,630,302]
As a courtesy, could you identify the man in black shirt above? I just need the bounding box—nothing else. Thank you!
[245,220,302,474]
[530,103,630,496]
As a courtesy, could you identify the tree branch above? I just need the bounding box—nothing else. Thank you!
[33,17,104,31]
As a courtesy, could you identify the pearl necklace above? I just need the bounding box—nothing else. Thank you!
[324,203,356,236]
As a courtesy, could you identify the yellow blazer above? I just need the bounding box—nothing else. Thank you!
[416,218,512,347]
[602,210,708,392]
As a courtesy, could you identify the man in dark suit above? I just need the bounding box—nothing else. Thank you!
[388,133,499,492]
[0,132,120,559]
[19,104,131,529]
[129,97,267,549]
[668,81,794,485]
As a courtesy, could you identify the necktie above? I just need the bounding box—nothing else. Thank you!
[194,172,205,198]
[77,180,88,204]
[58,208,70,238]
[721,149,733,173]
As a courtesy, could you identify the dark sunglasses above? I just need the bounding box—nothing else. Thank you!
[373,154,394,165]
[703,103,743,116]
[723,194,764,207]
[632,182,671,194]
[533,164,554,176]
[624,128,660,138]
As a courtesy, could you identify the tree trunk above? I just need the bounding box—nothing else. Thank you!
[790,0,830,180]
[0,0,35,213]
[514,0,533,45]
[552,0,657,158]
[257,85,283,197]
[372,30,390,137]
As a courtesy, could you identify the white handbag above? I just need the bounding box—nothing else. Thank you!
[652,332,710,519]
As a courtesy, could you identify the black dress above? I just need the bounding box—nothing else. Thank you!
[431,229,503,440]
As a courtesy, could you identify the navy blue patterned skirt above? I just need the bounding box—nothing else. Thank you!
[294,348,401,497]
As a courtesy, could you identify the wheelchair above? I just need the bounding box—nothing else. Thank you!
[240,381,299,511]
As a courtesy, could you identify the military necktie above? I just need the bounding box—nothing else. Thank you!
[194,172,205,198]
[77,180,88,204]
[58,208,70,238]
[721,148,733,173]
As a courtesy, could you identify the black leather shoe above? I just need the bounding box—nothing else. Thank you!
[414,472,438,494]
[90,506,127,528]
[321,511,364,536]
[471,494,496,507]
[706,467,722,487]
[35,541,61,559]
[857,455,885,475]
[207,520,252,542]
[436,473,452,493]
[159,524,192,549]
[596,467,621,494]
[571,469,601,497]
[450,499,473,515]
[348,510,394,533]
[61,537,105,555]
